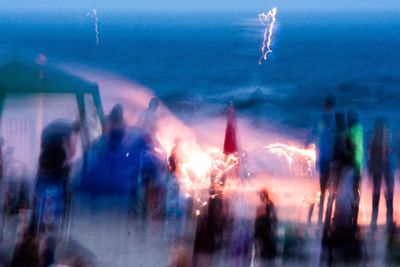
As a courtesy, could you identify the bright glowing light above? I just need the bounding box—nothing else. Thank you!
[178,149,212,196]
[265,143,316,176]
[87,8,100,45]
[358,190,368,223]
[168,144,240,215]
[259,7,277,65]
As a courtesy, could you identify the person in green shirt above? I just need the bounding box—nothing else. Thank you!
[347,109,364,227]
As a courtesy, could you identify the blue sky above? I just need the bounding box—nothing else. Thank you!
[1,0,399,13]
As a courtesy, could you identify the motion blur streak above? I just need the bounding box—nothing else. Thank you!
[87,8,100,45]
[258,7,277,64]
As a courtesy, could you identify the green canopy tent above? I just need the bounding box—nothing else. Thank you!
[0,60,105,150]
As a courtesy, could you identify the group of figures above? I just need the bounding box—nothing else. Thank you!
[1,95,400,267]
[312,96,397,262]
[2,98,169,266]
[0,97,301,267]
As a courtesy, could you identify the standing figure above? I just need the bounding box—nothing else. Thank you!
[315,96,336,224]
[254,189,278,260]
[321,112,353,248]
[12,119,80,267]
[368,117,394,230]
[165,138,184,238]
[106,104,126,151]
[347,109,364,227]
[136,97,160,138]
[331,112,353,193]
[193,187,225,267]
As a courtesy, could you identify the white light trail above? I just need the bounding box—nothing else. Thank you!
[87,8,100,45]
[259,7,277,65]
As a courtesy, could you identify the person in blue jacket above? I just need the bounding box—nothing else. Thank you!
[315,96,336,225]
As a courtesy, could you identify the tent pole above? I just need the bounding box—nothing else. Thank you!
[76,93,89,150]
[92,90,105,133]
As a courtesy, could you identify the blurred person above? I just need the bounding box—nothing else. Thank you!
[329,168,364,263]
[12,119,80,267]
[368,117,394,230]
[332,113,352,171]
[2,147,30,216]
[329,112,353,224]
[106,104,126,151]
[321,112,364,263]
[1,158,30,249]
[321,113,349,246]
[254,189,277,260]
[11,223,40,267]
[347,109,364,227]
[168,138,184,178]
[165,138,185,239]
[34,119,80,231]
[81,103,138,195]
[37,119,80,267]
[136,97,160,137]
[135,99,166,220]
[193,187,226,267]
[312,96,336,225]
[137,137,167,221]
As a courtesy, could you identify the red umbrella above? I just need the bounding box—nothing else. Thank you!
[223,103,239,155]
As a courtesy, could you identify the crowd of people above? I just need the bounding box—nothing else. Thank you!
[0,96,399,266]
[312,96,397,262]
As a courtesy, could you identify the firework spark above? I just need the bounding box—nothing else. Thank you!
[265,143,316,176]
[258,7,277,65]
[173,148,240,214]
[87,8,100,45]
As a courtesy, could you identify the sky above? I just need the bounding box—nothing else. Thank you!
[1,0,400,13]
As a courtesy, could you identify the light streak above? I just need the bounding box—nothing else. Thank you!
[87,8,100,45]
[265,143,316,176]
[259,7,277,65]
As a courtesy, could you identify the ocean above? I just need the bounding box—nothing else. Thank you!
[0,10,400,139]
